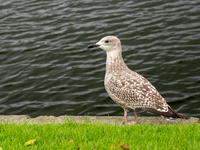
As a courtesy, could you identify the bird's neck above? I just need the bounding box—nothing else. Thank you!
[106,50,128,74]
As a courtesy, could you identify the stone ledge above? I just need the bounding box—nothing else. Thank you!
[0,115,199,125]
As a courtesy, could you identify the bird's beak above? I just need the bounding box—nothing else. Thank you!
[87,44,100,49]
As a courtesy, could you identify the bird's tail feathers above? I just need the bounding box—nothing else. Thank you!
[144,107,190,120]
[168,107,190,119]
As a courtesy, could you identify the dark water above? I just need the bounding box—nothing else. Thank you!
[0,0,200,118]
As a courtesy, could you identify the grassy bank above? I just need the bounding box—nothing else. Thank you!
[0,121,199,150]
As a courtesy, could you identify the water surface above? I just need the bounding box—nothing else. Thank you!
[0,0,200,118]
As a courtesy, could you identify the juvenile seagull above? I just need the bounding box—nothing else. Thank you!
[88,36,189,125]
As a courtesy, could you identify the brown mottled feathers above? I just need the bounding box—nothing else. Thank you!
[105,67,168,112]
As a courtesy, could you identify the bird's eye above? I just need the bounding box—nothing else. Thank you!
[105,40,109,43]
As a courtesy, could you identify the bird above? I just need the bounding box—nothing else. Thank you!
[87,36,189,125]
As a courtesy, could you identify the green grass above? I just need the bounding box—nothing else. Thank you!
[0,121,199,150]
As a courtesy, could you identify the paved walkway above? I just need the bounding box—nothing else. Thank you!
[0,115,199,125]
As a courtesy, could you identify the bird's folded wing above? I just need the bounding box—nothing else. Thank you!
[105,71,168,112]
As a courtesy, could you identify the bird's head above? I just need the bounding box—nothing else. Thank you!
[87,36,122,52]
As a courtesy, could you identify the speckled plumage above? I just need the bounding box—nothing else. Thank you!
[88,36,189,125]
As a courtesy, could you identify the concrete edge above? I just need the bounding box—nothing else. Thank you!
[0,115,199,125]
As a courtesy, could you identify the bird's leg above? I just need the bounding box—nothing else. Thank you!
[134,109,138,122]
[124,109,128,125]
[124,109,136,125]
